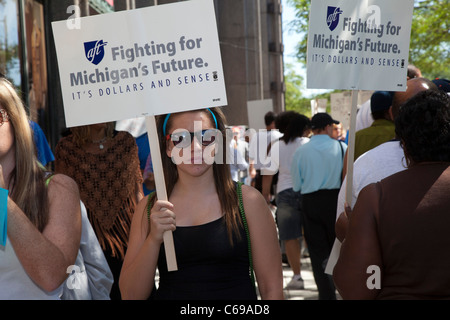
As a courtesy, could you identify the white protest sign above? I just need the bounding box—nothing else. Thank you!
[307,0,414,91]
[247,99,273,131]
[52,0,228,272]
[52,0,227,127]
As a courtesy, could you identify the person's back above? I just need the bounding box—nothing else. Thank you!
[333,90,450,300]
[376,163,450,299]
[293,134,345,194]
[354,91,395,160]
[354,119,395,159]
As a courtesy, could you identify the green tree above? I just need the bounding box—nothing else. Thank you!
[284,63,311,117]
[286,0,450,79]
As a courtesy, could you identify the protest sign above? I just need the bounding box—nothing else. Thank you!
[306,0,414,276]
[247,99,273,131]
[52,0,227,127]
[307,0,414,91]
[52,0,228,271]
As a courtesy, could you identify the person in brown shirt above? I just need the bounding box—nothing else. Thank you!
[55,122,143,299]
[333,90,450,299]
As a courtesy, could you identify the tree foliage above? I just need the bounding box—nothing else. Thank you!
[284,63,312,117]
[286,0,450,79]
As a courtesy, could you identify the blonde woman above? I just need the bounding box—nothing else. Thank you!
[120,108,283,300]
[0,77,81,299]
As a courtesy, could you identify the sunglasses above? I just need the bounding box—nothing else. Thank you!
[0,109,9,126]
[166,129,219,148]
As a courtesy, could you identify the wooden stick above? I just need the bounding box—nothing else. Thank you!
[345,90,359,205]
[324,90,359,275]
[145,115,178,272]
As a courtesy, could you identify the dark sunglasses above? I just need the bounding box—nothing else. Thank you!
[166,129,219,148]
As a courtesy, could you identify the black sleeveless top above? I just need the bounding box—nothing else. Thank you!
[153,185,257,300]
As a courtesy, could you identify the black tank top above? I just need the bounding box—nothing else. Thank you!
[154,200,256,300]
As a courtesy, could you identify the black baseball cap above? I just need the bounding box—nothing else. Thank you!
[311,113,339,129]
[371,91,394,113]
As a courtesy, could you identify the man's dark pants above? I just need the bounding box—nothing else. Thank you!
[301,189,339,300]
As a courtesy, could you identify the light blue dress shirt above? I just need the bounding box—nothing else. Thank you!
[291,134,347,195]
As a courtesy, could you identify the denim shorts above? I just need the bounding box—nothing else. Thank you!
[275,188,303,241]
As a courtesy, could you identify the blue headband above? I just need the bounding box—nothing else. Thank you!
[163,108,218,136]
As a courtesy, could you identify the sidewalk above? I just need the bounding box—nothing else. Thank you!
[258,255,342,300]
[282,256,320,300]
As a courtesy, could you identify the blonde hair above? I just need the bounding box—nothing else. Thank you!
[0,78,49,231]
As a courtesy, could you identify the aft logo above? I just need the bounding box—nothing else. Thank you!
[84,40,108,65]
[326,6,343,31]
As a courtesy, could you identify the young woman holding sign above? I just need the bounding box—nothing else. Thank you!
[119,107,284,300]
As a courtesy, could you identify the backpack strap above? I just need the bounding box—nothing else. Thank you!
[236,181,256,287]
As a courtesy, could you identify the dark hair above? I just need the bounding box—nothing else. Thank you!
[277,112,311,144]
[407,64,421,79]
[154,108,242,243]
[264,111,276,126]
[395,90,450,164]
[371,110,390,120]
[274,111,296,133]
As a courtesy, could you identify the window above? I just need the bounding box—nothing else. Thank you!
[0,0,21,88]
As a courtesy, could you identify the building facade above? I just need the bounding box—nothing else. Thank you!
[0,0,284,151]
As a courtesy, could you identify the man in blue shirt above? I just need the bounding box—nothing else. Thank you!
[290,113,346,300]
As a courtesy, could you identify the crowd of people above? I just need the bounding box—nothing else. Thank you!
[0,65,449,300]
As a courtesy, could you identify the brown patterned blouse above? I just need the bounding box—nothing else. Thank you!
[55,130,143,260]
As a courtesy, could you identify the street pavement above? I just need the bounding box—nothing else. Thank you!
[282,256,320,300]
[258,255,342,300]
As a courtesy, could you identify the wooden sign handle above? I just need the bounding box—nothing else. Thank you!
[145,115,178,272]
[345,90,359,206]
[325,90,358,275]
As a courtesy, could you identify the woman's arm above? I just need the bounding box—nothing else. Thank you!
[241,185,284,300]
[119,197,176,300]
[261,174,273,204]
[333,183,383,299]
[6,173,82,292]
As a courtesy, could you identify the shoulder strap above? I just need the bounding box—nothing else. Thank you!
[236,181,256,287]
[44,172,54,187]
[338,140,344,160]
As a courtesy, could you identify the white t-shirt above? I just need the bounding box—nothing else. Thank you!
[336,140,406,220]
[262,137,310,194]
